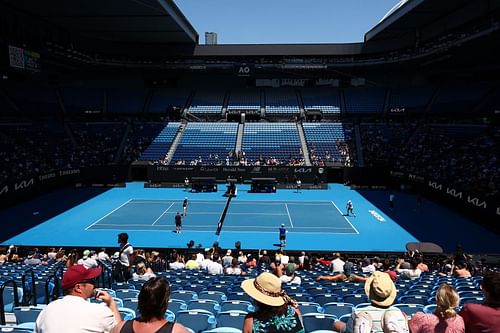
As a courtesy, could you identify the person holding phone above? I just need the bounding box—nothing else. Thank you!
[35,264,122,332]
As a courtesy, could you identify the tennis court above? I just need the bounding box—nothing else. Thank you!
[87,199,357,234]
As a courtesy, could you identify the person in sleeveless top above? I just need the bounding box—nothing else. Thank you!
[111,277,190,333]
[241,272,304,333]
[409,284,464,333]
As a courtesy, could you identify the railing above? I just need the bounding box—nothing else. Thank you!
[0,279,20,325]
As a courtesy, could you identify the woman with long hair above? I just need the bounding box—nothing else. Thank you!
[111,277,189,333]
[409,284,464,333]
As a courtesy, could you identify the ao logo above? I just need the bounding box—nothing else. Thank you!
[238,66,250,74]
[368,210,385,222]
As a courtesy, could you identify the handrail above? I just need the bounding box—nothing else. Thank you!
[0,279,20,325]
[46,274,59,303]
[21,269,36,306]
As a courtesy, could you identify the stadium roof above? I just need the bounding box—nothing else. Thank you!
[365,0,492,46]
[1,0,198,45]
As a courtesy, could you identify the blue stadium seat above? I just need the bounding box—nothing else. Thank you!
[168,298,188,315]
[297,301,323,315]
[302,313,337,332]
[216,310,247,329]
[188,299,221,315]
[322,302,354,318]
[393,304,425,319]
[220,300,254,313]
[176,309,217,333]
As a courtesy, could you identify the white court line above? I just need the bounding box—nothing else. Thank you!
[87,228,357,234]
[89,224,353,230]
[152,202,175,226]
[131,199,226,204]
[85,199,132,230]
[285,203,294,228]
[331,201,360,234]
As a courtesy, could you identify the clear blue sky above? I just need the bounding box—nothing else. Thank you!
[174,0,401,44]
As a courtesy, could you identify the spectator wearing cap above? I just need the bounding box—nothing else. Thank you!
[459,271,500,333]
[222,249,233,268]
[242,272,304,333]
[280,264,301,285]
[35,264,121,332]
[24,251,44,265]
[334,271,409,333]
[78,250,98,268]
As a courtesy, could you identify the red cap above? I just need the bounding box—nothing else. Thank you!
[62,264,102,289]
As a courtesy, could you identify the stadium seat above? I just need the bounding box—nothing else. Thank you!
[176,309,217,333]
[13,306,44,324]
[322,302,354,318]
[165,309,175,322]
[171,290,198,303]
[118,307,136,320]
[393,304,425,319]
[220,300,254,313]
[302,313,337,332]
[198,291,227,303]
[187,299,221,315]
[216,310,247,329]
[115,289,140,300]
[297,301,323,315]
[168,299,188,315]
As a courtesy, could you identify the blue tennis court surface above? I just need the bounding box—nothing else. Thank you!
[2,182,499,253]
[88,199,357,234]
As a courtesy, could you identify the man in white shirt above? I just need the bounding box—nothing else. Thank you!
[206,254,223,275]
[35,264,121,333]
[116,233,133,282]
[331,252,345,273]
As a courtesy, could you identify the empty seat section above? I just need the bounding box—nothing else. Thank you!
[107,87,147,114]
[60,86,103,114]
[189,91,224,114]
[171,123,238,164]
[388,86,434,113]
[265,88,300,116]
[138,122,181,161]
[242,123,302,163]
[3,82,59,113]
[149,89,189,113]
[302,88,341,115]
[431,83,490,113]
[344,87,386,114]
[227,89,261,112]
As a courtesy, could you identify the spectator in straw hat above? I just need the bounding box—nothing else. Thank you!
[241,272,304,333]
[334,271,409,333]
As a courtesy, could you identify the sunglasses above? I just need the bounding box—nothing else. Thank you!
[79,278,97,285]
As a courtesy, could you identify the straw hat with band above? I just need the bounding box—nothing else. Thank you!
[364,271,397,307]
[241,272,296,307]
